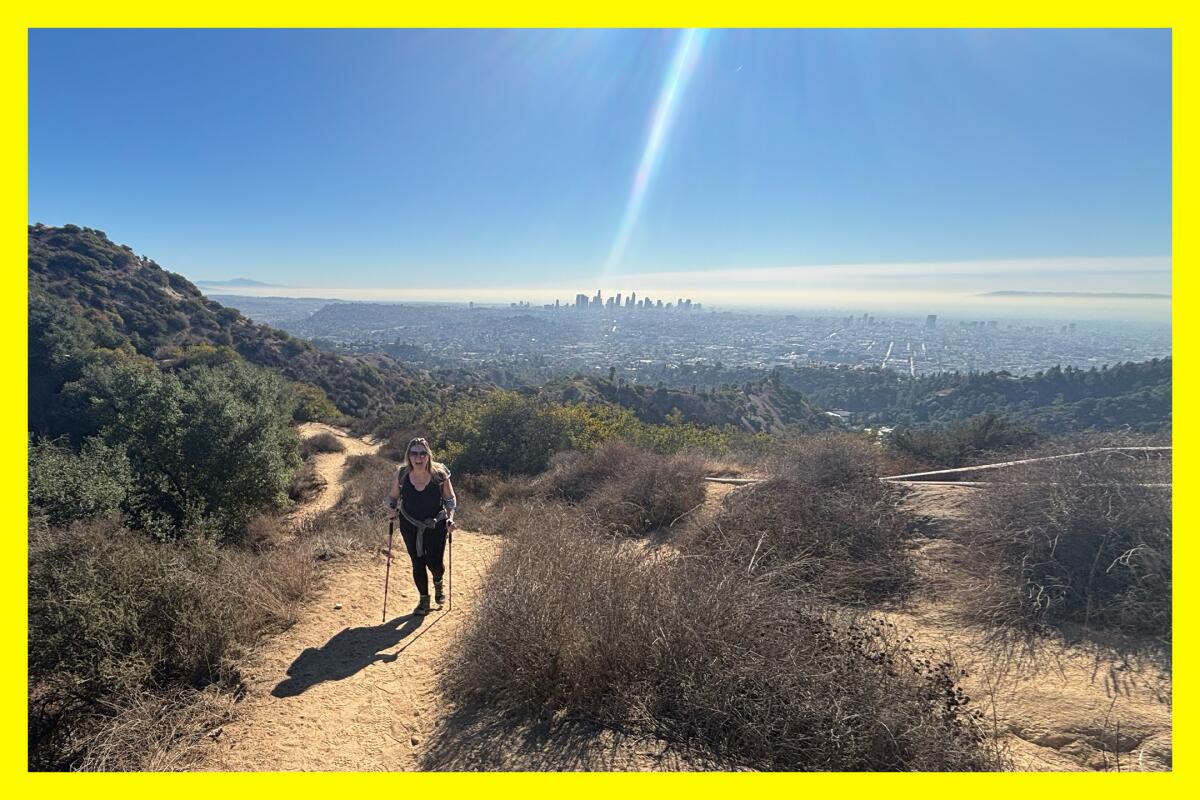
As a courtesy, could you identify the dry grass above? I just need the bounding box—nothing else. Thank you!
[299,431,346,459]
[958,450,1171,645]
[532,442,708,536]
[28,514,346,770]
[448,503,1002,771]
[686,432,916,604]
[286,461,326,503]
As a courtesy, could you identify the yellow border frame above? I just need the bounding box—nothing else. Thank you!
[5,4,1186,796]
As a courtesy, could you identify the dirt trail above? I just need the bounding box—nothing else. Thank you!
[290,423,380,524]
[892,483,1172,771]
[197,425,503,771]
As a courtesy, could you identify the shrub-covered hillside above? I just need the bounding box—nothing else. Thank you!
[543,371,829,434]
[29,224,429,420]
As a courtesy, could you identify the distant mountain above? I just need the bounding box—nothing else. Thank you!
[980,291,1170,299]
[28,224,429,421]
[195,277,280,287]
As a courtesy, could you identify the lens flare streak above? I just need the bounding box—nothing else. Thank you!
[604,28,708,275]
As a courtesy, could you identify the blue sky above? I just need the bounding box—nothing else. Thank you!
[28,28,1171,315]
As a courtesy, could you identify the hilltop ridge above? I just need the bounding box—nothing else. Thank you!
[29,224,428,420]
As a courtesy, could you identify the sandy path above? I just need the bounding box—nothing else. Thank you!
[290,423,380,524]
[199,532,501,771]
[196,424,503,771]
[892,483,1172,771]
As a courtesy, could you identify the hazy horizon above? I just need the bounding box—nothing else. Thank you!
[187,253,1172,323]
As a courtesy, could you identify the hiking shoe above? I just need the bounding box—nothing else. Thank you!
[434,581,445,606]
[413,595,431,616]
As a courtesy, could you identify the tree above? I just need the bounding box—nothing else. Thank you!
[66,353,299,540]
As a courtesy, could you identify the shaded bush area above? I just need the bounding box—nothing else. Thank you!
[886,413,1040,471]
[960,451,1172,643]
[688,433,914,604]
[28,436,132,527]
[31,352,300,543]
[447,506,1000,771]
[286,461,326,503]
[28,518,325,769]
[777,359,1171,433]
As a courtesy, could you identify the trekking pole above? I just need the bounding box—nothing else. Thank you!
[382,519,394,623]
[447,524,453,613]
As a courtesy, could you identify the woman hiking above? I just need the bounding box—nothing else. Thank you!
[386,437,457,616]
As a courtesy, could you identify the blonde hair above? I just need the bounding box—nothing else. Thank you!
[402,436,450,480]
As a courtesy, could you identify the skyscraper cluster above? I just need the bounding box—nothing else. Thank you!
[569,290,701,312]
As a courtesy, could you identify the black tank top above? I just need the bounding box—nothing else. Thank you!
[399,471,444,535]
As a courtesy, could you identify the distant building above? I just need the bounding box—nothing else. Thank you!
[925,314,937,329]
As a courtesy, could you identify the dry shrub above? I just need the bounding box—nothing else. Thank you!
[538,442,643,501]
[771,430,887,488]
[299,431,346,458]
[28,519,328,769]
[960,450,1171,642]
[536,442,708,536]
[337,453,396,511]
[689,432,914,604]
[287,461,326,503]
[586,453,708,536]
[448,504,1000,771]
[71,687,236,772]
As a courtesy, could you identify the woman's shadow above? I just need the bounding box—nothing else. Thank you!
[272,614,426,698]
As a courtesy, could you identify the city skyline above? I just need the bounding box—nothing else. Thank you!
[189,252,1172,322]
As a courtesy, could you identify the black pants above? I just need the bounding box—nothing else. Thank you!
[400,524,447,596]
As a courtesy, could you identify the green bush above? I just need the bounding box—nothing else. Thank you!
[64,353,300,541]
[291,382,339,423]
[29,436,132,527]
[435,390,573,476]
[374,390,752,481]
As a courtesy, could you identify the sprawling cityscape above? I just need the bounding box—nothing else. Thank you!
[210,291,1171,386]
